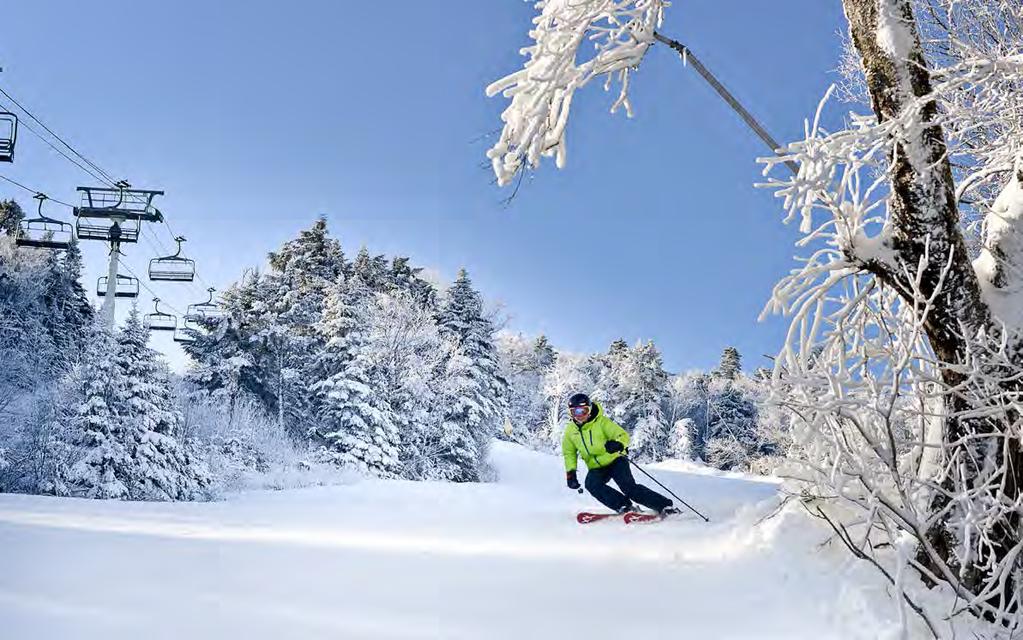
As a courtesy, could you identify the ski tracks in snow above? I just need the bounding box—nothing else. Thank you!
[0,442,924,639]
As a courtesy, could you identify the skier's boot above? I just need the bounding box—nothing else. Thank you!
[617,502,637,515]
[659,505,682,518]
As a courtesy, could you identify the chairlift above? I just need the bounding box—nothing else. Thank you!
[143,297,176,332]
[185,287,222,323]
[96,274,140,299]
[75,181,164,222]
[15,193,72,250]
[173,327,196,344]
[0,112,17,163]
[149,236,195,282]
[74,181,161,243]
[75,214,140,243]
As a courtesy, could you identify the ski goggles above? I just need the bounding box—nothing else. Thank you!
[569,405,590,418]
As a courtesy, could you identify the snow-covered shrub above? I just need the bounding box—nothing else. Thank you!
[179,393,344,495]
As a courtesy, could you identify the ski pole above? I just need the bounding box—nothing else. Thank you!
[626,456,710,522]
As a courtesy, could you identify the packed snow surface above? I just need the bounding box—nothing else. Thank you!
[1,442,930,639]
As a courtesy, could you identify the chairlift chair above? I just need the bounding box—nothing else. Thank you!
[74,181,162,243]
[149,236,195,282]
[185,287,222,324]
[75,213,140,243]
[173,327,196,344]
[75,182,164,222]
[96,274,140,299]
[143,298,176,332]
[15,193,72,250]
[0,112,17,163]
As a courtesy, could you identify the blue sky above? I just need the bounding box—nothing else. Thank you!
[0,1,847,374]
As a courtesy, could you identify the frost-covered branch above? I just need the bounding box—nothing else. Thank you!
[485,0,667,185]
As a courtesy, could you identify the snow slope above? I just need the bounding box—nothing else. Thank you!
[0,442,935,639]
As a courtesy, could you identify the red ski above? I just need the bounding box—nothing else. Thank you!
[623,511,666,524]
[576,511,620,524]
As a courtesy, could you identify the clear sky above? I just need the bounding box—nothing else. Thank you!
[0,1,847,374]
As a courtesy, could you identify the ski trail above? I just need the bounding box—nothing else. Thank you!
[0,442,922,639]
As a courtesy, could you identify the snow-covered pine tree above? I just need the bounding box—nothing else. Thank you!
[705,375,758,471]
[616,341,670,462]
[0,198,24,236]
[351,247,391,292]
[387,256,437,309]
[363,291,447,480]
[260,218,347,436]
[115,305,210,500]
[39,239,93,372]
[67,322,131,499]
[434,269,506,481]
[430,346,486,482]
[184,269,265,414]
[0,236,58,402]
[533,335,556,371]
[311,275,400,477]
[590,339,629,418]
[713,346,742,381]
[664,372,710,461]
[541,351,595,448]
[497,332,555,446]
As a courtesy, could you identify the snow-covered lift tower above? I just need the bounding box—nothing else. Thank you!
[74,181,164,328]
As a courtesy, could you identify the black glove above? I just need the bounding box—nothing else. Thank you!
[566,470,580,490]
[604,440,625,454]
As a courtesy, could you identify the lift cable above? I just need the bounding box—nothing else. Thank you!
[0,173,75,208]
[0,87,215,292]
[118,260,186,316]
[0,86,119,185]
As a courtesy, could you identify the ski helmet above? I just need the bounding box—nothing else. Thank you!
[568,393,591,408]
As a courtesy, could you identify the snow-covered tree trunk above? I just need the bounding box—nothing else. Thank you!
[840,0,1021,609]
[842,0,988,346]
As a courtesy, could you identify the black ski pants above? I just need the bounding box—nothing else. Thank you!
[584,457,671,512]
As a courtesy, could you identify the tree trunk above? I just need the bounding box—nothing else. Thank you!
[842,0,1021,612]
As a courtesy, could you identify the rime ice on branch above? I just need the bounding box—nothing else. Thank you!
[485,0,667,186]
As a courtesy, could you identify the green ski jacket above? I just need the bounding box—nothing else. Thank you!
[561,403,630,472]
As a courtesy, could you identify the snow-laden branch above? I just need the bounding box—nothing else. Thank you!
[760,4,1023,626]
[485,0,667,186]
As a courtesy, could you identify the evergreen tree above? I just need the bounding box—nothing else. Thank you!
[40,239,93,370]
[497,332,554,446]
[591,339,629,416]
[115,306,210,500]
[431,347,486,481]
[714,346,742,380]
[665,372,711,461]
[267,216,347,296]
[388,256,437,308]
[434,269,506,480]
[67,322,131,499]
[311,276,401,476]
[617,341,670,462]
[0,199,24,236]
[705,376,758,470]
[351,247,390,291]
[363,291,446,479]
[532,335,555,371]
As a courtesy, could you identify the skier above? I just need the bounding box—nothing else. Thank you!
[563,392,680,516]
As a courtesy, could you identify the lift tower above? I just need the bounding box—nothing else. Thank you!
[74,181,164,327]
